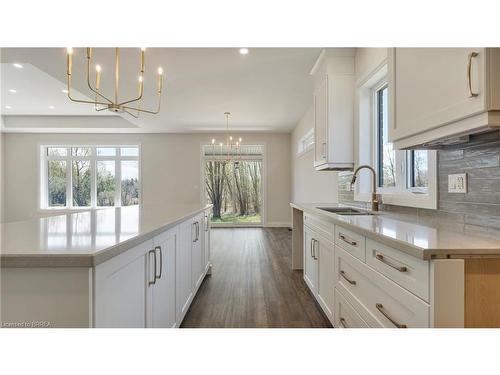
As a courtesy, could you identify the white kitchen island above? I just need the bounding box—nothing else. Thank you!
[1,204,212,328]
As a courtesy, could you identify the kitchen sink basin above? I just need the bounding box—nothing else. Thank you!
[316,207,374,215]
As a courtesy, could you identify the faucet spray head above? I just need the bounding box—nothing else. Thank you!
[350,174,357,185]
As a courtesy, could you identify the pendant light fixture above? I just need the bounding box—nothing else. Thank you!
[65,47,164,118]
[210,112,243,163]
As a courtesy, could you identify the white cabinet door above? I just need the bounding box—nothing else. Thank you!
[303,227,318,293]
[316,235,335,322]
[202,211,211,273]
[390,48,487,143]
[148,227,177,328]
[94,240,152,328]
[191,214,204,290]
[314,74,328,166]
[177,219,194,322]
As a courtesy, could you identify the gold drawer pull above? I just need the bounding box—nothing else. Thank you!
[375,253,407,272]
[375,303,407,328]
[339,233,357,246]
[340,270,357,285]
[339,317,348,328]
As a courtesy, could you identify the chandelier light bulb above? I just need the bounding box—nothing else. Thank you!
[95,64,102,72]
[141,47,146,52]
[138,75,143,83]
[239,137,242,143]
[158,67,163,75]
[212,138,215,144]
[219,142,223,147]
[67,47,73,55]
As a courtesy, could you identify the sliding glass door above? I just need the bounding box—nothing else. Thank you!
[203,145,263,225]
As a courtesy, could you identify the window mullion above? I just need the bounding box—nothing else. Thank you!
[66,151,72,208]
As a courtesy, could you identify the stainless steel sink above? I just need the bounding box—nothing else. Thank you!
[317,207,374,215]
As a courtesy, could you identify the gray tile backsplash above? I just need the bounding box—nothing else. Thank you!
[338,144,500,231]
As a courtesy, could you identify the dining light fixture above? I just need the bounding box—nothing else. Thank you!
[210,112,243,163]
[65,47,164,118]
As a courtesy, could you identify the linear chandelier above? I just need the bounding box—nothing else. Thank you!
[211,112,243,162]
[66,47,163,118]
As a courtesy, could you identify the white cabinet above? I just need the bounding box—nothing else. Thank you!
[311,49,355,170]
[147,227,177,328]
[177,219,194,323]
[94,240,152,328]
[316,234,335,320]
[303,219,335,324]
[303,227,318,293]
[389,48,500,149]
[191,213,204,290]
[202,211,211,274]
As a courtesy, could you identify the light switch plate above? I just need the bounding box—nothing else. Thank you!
[448,173,467,193]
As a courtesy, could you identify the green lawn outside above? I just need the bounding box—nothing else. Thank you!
[211,213,261,224]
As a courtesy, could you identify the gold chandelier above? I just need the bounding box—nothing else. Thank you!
[66,47,163,118]
[211,112,243,162]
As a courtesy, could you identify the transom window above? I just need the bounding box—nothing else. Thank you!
[40,145,140,209]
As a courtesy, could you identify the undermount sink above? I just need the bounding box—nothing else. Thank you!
[316,207,374,215]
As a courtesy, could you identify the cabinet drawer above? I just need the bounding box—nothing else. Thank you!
[304,212,334,243]
[334,288,368,328]
[335,246,429,328]
[366,239,429,302]
[335,225,365,261]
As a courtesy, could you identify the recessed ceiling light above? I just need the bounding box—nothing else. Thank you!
[5,105,12,109]
[48,105,55,109]
[13,63,23,69]
[9,88,17,93]
[239,48,249,55]
[62,89,69,93]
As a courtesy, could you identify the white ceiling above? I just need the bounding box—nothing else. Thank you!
[1,48,323,132]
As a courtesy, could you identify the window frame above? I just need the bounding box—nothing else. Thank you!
[39,144,141,211]
[354,62,437,210]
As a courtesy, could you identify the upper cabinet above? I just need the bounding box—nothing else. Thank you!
[388,48,500,149]
[311,49,355,170]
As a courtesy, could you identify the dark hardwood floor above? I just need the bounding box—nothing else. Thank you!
[181,227,332,328]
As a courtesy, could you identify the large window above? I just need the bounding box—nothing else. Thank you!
[203,144,263,225]
[41,145,140,209]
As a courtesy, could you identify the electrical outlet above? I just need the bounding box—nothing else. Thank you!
[448,173,467,193]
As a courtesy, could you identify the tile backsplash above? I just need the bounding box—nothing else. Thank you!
[338,143,500,234]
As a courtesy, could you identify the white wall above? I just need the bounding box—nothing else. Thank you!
[291,106,338,203]
[2,132,291,226]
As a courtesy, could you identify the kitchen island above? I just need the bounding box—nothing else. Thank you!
[1,204,212,328]
[291,203,500,328]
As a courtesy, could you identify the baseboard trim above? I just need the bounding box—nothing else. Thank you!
[265,222,292,228]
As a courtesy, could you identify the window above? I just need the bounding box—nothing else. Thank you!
[354,63,437,210]
[368,77,436,208]
[40,145,140,209]
[297,128,315,155]
[203,144,263,225]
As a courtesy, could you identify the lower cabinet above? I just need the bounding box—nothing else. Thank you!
[303,225,335,325]
[94,240,152,328]
[94,209,211,328]
[147,227,177,328]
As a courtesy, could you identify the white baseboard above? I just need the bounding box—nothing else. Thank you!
[265,222,291,228]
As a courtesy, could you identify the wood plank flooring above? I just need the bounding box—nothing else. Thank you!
[181,227,332,328]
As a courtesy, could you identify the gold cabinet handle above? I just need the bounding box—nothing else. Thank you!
[375,253,407,273]
[467,51,479,98]
[375,303,407,328]
[340,270,357,285]
[339,233,357,246]
[339,317,349,328]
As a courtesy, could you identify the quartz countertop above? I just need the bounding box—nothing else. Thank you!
[1,204,211,267]
[291,203,500,259]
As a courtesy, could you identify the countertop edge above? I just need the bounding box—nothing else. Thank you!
[1,205,212,268]
[290,202,500,260]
